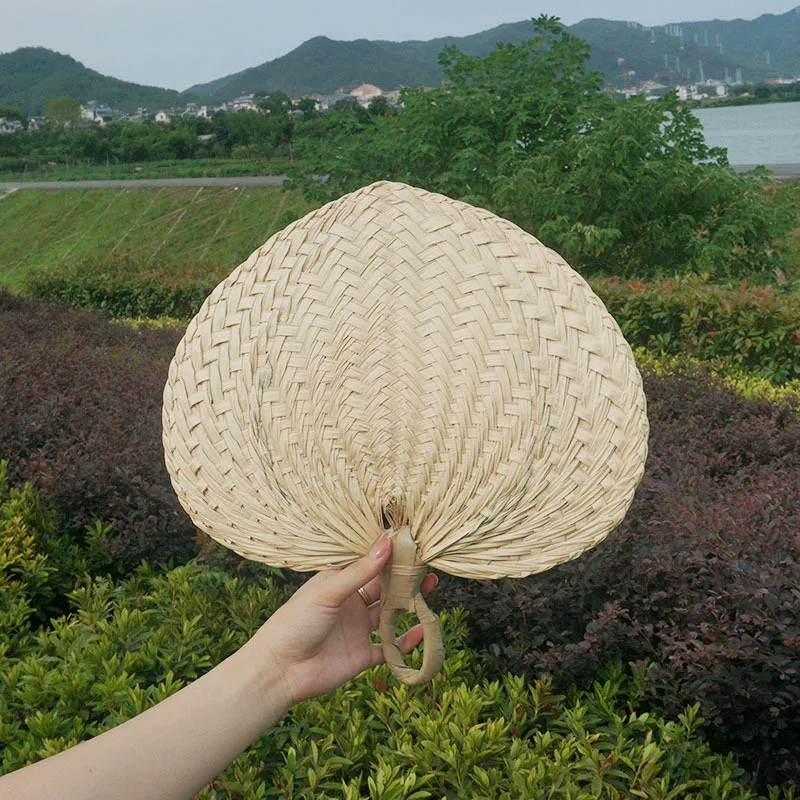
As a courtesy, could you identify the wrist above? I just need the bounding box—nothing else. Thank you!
[228,637,294,729]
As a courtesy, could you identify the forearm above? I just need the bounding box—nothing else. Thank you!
[0,637,291,800]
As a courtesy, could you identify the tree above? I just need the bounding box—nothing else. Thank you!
[0,106,27,127]
[258,90,293,117]
[493,93,797,279]
[288,16,796,281]
[290,17,603,205]
[44,96,81,126]
[295,97,318,121]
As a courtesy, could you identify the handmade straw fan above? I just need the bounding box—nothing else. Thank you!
[163,181,649,685]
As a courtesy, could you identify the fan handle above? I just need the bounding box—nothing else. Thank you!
[378,527,445,685]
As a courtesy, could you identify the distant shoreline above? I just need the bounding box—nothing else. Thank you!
[731,164,800,178]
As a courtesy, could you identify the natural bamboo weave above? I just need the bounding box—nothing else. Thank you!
[162,180,649,684]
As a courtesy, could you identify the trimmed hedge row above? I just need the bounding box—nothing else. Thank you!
[25,268,800,382]
[593,277,800,383]
[0,290,197,573]
[0,486,785,799]
[25,267,217,320]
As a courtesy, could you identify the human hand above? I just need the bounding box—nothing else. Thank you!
[249,538,438,706]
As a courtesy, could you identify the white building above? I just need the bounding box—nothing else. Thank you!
[182,103,210,119]
[155,110,171,124]
[0,118,23,135]
[349,83,383,106]
[80,102,114,125]
[228,95,258,112]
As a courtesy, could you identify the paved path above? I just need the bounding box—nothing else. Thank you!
[1,165,798,191]
[0,175,288,190]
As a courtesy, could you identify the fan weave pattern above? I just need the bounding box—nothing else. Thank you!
[163,181,648,580]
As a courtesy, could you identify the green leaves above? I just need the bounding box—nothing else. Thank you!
[288,20,796,283]
[0,472,791,797]
[593,277,800,383]
[265,665,765,800]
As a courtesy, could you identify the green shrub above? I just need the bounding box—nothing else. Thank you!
[634,349,800,408]
[593,278,800,383]
[0,462,107,650]
[0,464,57,656]
[25,263,218,319]
[0,560,288,776]
[266,666,781,800]
[0,515,788,799]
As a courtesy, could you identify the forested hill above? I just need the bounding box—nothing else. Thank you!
[187,7,800,98]
[0,48,183,115]
[3,7,800,114]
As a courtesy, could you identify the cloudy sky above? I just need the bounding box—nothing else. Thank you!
[1,0,796,90]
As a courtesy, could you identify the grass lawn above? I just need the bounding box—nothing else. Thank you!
[0,185,315,292]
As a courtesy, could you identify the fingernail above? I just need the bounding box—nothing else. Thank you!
[371,537,390,560]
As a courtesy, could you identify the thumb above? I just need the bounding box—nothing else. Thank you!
[316,537,391,607]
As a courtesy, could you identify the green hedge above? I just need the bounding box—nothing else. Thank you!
[25,269,215,319]
[0,473,792,799]
[25,264,800,383]
[594,277,800,383]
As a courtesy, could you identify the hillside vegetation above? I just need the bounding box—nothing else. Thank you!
[189,9,800,100]
[2,9,799,113]
[0,47,184,116]
[0,186,312,291]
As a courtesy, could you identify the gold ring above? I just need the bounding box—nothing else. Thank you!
[357,586,372,607]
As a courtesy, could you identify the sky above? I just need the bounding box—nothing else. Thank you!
[1,0,797,91]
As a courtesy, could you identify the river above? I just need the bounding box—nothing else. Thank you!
[693,101,800,167]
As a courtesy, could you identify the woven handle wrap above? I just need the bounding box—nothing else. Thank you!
[378,527,444,685]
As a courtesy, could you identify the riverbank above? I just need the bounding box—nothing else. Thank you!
[732,164,800,177]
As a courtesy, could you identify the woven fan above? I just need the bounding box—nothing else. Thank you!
[162,181,648,686]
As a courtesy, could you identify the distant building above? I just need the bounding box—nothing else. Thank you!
[349,83,383,106]
[80,102,113,126]
[155,110,171,124]
[182,103,210,119]
[677,84,705,101]
[124,108,150,123]
[702,79,729,97]
[318,90,352,110]
[0,118,23,135]
[228,95,258,112]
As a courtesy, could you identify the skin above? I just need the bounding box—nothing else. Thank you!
[0,537,437,800]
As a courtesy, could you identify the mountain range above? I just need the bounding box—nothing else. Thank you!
[2,8,800,116]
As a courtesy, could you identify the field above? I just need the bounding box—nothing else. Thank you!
[0,185,313,292]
